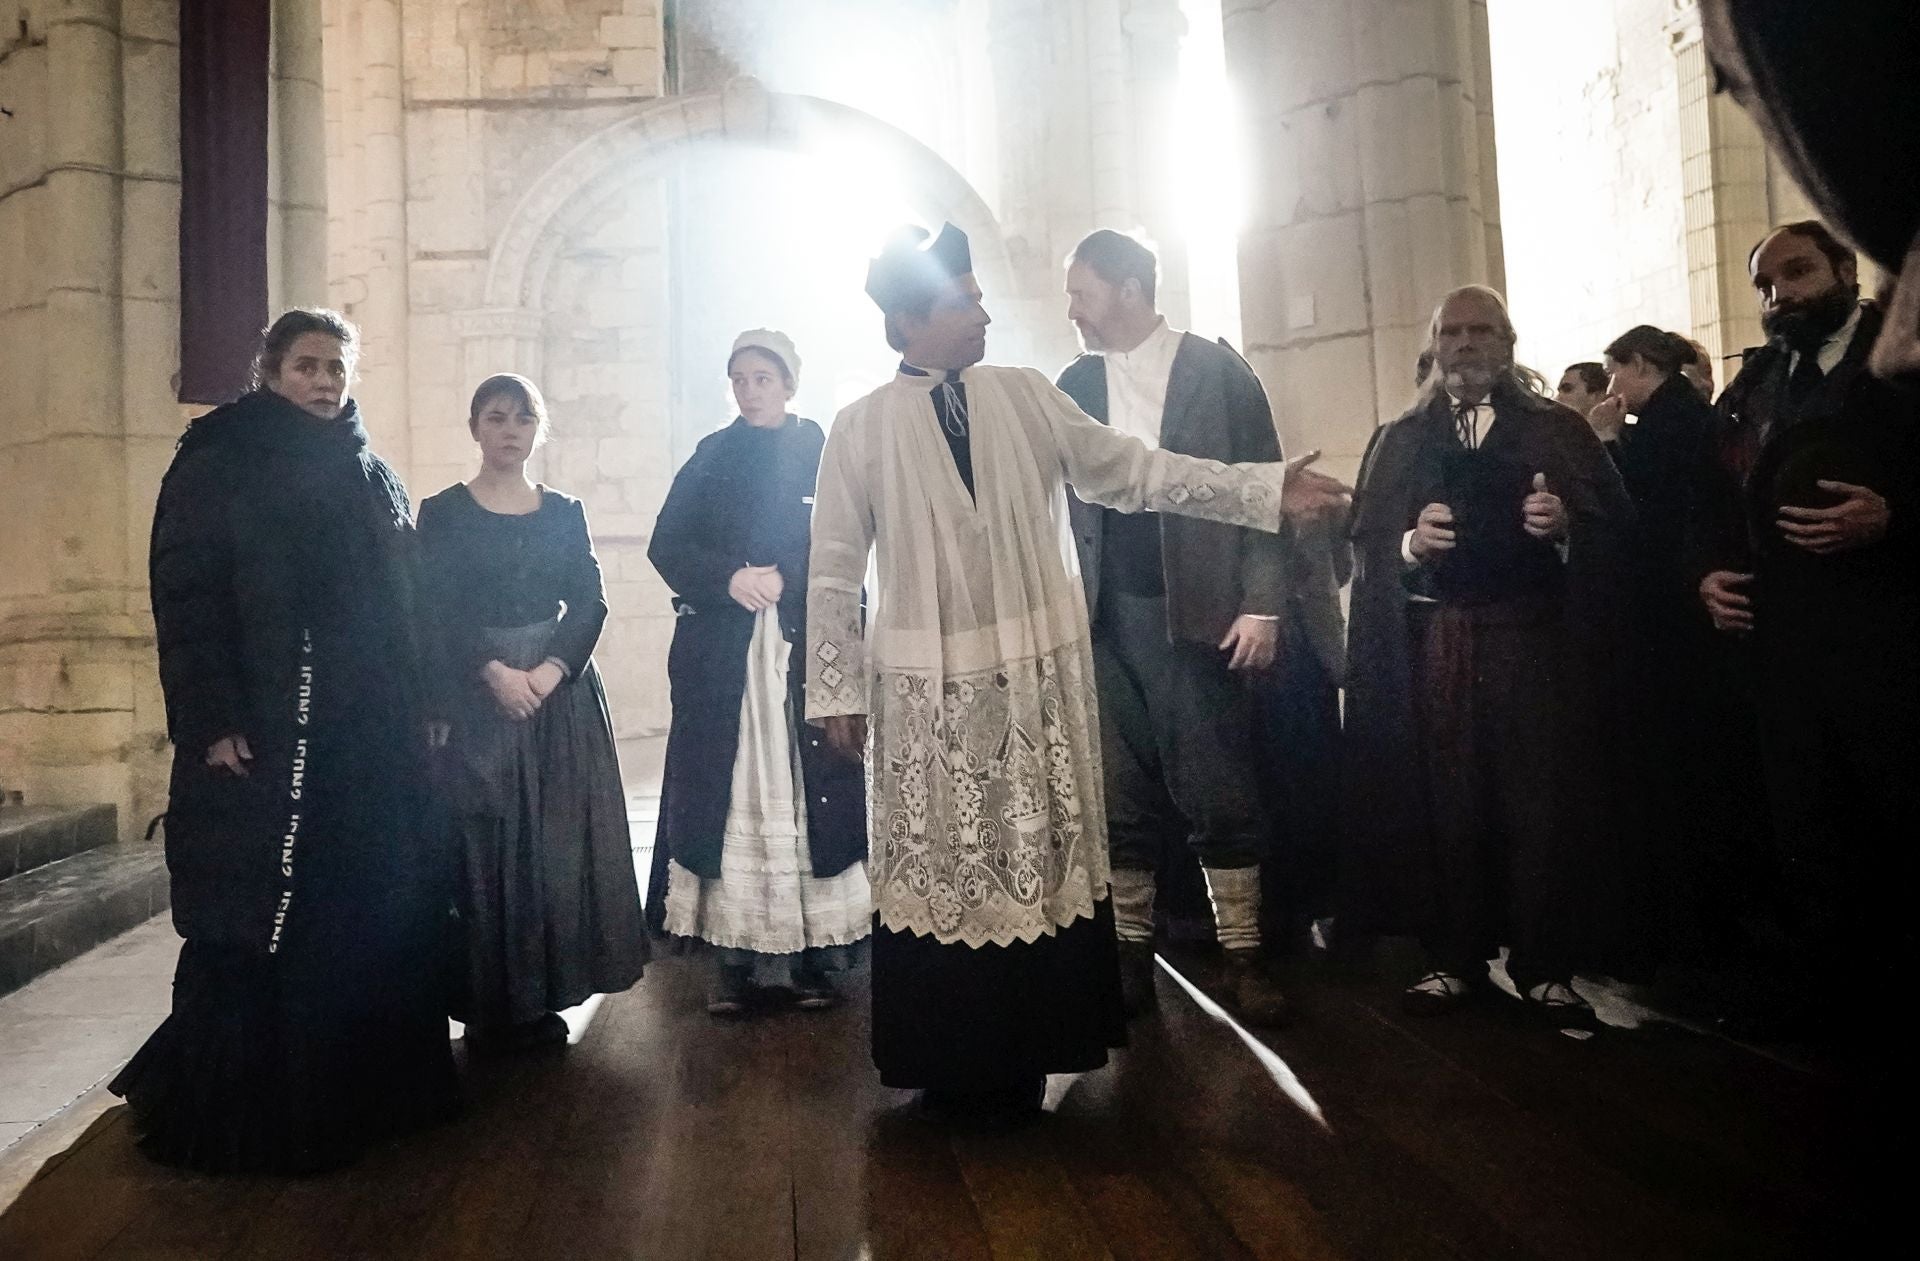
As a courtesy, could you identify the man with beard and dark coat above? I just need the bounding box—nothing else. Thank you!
[1343,285,1637,1032]
[113,309,459,1173]
[1693,223,1920,1027]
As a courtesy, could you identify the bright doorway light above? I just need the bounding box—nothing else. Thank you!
[1173,0,1247,346]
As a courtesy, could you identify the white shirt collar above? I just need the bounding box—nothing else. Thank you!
[1109,318,1182,368]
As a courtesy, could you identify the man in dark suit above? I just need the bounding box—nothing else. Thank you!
[1056,230,1291,1027]
[1694,222,1920,1030]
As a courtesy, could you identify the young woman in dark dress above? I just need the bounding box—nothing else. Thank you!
[647,331,868,1016]
[113,309,460,1174]
[416,374,648,1052]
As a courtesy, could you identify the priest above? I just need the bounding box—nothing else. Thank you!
[806,224,1348,1122]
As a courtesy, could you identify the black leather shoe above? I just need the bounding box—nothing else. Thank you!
[1118,942,1158,1018]
[1223,951,1291,1028]
[706,963,753,1017]
[791,966,841,1011]
[1401,971,1474,1017]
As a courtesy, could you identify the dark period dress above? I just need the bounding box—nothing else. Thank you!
[647,416,868,979]
[113,390,459,1174]
[416,484,648,1032]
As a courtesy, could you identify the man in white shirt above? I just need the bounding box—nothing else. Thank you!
[1056,229,1293,1028]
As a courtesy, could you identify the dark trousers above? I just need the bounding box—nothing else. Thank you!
[1758,635,1920,1003]
[1410,600,1573,991]
[1095,592,1267,873]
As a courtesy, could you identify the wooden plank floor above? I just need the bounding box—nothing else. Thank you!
[0,947,1872,1260]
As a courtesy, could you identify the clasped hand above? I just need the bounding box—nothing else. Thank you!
[484,659,564,721]
[729,564,785,613]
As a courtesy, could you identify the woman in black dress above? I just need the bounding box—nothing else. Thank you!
[114,309,459,1174]
[1600,325,1720,971]
[417,374,647,1052]
[647,331,868,1016]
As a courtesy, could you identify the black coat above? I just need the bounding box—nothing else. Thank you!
[1697,303,1920,662]
[646,417,865,895]
[150,390,432,952]
[1341,383,1646,973]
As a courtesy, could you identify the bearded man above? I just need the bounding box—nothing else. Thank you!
[1343,285,1637,1032]
[1693,222,1920,1028]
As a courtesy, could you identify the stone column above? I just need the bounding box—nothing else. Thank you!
[1122,0,1190,328]
[0,2,167,835]
[1669,0,1813,373]
[270,0,330,311]
[1225,0,1503,475]
[320,0,410,470]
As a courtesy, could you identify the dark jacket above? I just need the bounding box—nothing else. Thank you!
[1695,302,1920,657]
[646,417,865,894]
[150,390,428,950]
[1615,374,1715,653]
[1057,333,1286,645]
[1341,382,1643,970]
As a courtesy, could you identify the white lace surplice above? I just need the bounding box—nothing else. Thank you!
[805,365,1283,949]
[665,610,872,954]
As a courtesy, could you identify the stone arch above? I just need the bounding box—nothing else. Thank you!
[469,81,1012,347]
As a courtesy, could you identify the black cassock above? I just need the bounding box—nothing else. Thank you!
[646,416,866,929]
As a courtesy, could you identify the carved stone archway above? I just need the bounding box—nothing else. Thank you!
[455,80,1014,382]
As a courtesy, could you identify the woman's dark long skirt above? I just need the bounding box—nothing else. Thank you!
[442,621,648,1029]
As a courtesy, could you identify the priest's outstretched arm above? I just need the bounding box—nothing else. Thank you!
[1022,368,1345,531]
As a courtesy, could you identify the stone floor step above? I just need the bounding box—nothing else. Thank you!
[0,805,118,883]
[0,845,170,998]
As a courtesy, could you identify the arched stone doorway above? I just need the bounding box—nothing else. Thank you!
[440,82,1012,749]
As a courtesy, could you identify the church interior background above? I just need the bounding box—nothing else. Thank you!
[0,2,1856,1254]
[0,0,1818,840]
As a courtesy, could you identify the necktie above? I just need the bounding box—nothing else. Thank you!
[1453,401,1481,450]
[1787,351,1824,407]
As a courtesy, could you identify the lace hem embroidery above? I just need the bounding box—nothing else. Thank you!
[867,646,1111,949]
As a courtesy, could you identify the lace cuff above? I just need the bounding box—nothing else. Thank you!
[805,584,868,718]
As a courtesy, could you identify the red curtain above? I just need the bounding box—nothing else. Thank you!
[177,0,272,404]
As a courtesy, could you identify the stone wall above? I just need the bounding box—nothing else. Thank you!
[0,1,328,837]
[0,1,177,834]
[1226,0,1504,479]
[1487,0,1814,386]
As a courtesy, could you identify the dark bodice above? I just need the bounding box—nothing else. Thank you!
[416,484,609,687]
